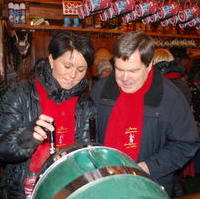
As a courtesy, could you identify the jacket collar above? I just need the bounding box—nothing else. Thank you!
[101,68,163,107]
[35,58,88,103]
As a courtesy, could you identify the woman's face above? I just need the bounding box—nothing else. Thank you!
[49,50,88,90]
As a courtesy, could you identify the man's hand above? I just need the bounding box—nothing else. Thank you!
[137,161,150,174]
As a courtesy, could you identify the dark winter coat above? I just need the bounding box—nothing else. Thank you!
[155,60,192,104]
[91,69,199,196]
[0,59,96,199]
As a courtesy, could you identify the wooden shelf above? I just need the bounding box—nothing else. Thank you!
[4,0,62,5]
[9,24,200,40]
[9,24,125,33]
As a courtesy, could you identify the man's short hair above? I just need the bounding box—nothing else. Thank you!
[114,31,155,67]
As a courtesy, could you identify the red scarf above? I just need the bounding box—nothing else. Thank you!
[164,72,182,79]
[105,69,154,161]
[29,79,78,173]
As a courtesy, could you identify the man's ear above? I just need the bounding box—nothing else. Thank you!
[48,54,53,69]
[147,61,153,72]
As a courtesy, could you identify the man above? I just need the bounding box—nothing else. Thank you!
[91,31,199,196]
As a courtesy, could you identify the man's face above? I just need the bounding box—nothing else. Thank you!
[115,49,152,93]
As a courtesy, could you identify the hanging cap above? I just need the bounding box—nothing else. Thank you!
[20,3,26,9]
[8,2,14,8]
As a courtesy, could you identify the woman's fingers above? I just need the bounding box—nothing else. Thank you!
[35,120,54,132]
[33,125,47,141]
[35,115,54,132]
[33,131,45,142]
[61,151,67,157]
[33,114,54,142]
[53,151,67,162]
[39,114,54,123]
[53,155,60,162]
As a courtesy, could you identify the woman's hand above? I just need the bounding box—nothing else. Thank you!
[33,114,54,142]
[53,151,67,162]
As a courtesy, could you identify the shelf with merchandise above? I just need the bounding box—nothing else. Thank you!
[4,0,200,49]
[9,23,200,39]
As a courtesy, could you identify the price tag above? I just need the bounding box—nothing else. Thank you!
[63,0,82,15]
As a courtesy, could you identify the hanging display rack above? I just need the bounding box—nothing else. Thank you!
[3,0,200,48]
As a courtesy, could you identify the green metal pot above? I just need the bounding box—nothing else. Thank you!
[31,145,169,199]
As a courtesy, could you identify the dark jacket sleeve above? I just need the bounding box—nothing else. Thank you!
[145,82,200,179]
[0,84,40,163]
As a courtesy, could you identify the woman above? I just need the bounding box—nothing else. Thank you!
[153,48,191,104]
[0,31,96,199]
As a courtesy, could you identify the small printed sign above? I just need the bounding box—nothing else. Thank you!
[63,0,82,15]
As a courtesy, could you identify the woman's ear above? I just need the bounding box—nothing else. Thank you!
[48,54,53,69]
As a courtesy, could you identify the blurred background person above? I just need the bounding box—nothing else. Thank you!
[88,48,113,90]
[188,57,200,178]
[188,57,200,127]
[154,48,191,104]
[169,47,190,73]
[96,59,113,79]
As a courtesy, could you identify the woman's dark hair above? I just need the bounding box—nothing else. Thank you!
[48,31,94,67]
[114,31,155,67]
